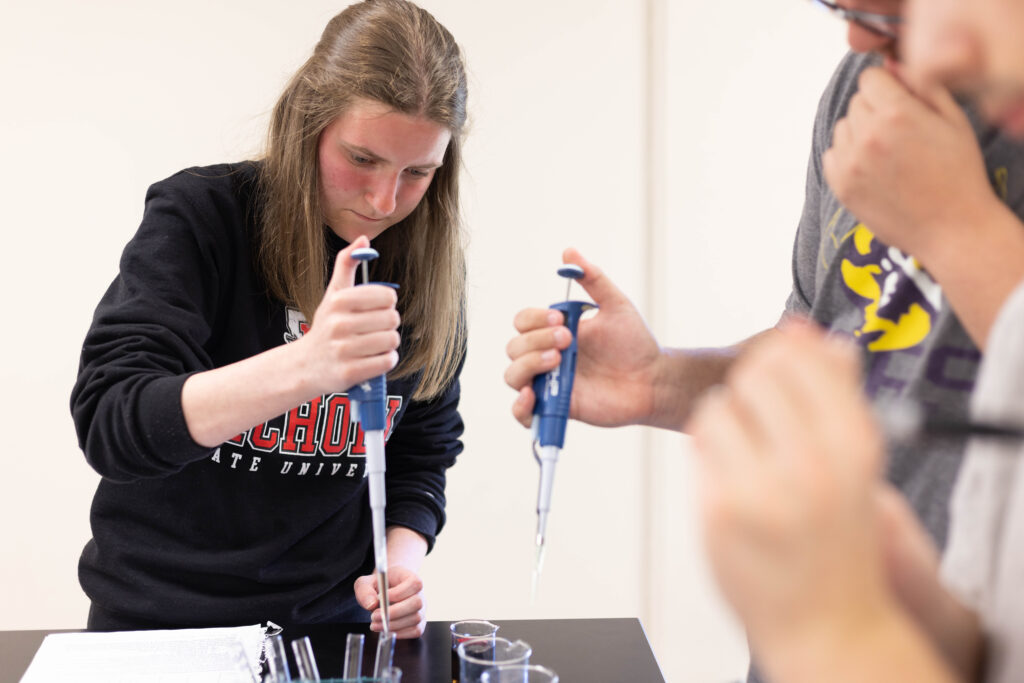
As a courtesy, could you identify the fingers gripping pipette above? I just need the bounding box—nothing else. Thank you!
[349,246,394,635]
[531,264,596,590]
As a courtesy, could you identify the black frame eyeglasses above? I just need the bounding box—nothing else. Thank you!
[810,0,903,40]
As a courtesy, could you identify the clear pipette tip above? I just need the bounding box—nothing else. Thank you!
[531,514,548,603]
[535,511,548,555]
[377,566,391,636]
[531,541,546,604]
[532,444,558,604]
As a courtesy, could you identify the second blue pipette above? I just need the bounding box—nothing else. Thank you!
[531,264,596,590]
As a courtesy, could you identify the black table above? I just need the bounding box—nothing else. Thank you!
[3,618,664,683]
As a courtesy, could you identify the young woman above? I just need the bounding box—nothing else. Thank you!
[71,0,467,639]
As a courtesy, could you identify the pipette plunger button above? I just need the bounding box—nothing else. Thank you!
[352,247,379,261]
[556,264,584,280]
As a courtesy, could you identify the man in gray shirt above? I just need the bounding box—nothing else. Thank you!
[686,4,1024,678]
[506,2,1024,677]
[507,0,1024,541]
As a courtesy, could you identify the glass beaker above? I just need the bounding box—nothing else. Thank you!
[456,637,532,683]
[450,620,500,650]
[293,674,400,683]
[480,664,559,683]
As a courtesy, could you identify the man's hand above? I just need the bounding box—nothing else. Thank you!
[823,66,995,269]
[504,248,664,429]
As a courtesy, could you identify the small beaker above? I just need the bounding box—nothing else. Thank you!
[296,673,400,683]
[480,664,559,683]
[450,620,500,650]
[457,637,532,683]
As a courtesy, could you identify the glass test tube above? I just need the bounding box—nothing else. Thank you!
[264,634,291,683]
[342,632,365,680]
[291,636,320,682]
[373,631,397,678]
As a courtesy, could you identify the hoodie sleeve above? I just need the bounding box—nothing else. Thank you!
[382,360,465,552]
[70,169,242,481]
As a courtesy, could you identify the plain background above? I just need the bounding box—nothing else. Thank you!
[0,1,846,680]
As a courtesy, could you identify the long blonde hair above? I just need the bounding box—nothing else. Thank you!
[258,0,467,401]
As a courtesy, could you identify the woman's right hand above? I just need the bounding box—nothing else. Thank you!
[503,248,663,429]
[298,236,402,395]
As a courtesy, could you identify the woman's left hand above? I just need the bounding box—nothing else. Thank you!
[354,565,427,638]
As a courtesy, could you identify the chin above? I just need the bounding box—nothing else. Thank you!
[337,225,394,243]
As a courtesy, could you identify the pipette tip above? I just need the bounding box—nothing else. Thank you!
[376,567,391,636]
[530,540,547,604]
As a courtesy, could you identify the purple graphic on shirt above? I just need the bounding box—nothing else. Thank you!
[839,225,942,353]
[833,225,979,398]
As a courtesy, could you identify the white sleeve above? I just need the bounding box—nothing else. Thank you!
[940,279,1024,683]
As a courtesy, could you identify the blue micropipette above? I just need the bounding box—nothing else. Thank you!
[348,246,393,635]
[531,264,596,590]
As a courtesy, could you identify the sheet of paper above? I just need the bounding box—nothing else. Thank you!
[19,624,265,683]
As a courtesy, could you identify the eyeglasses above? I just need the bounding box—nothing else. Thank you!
[810,0,903,40]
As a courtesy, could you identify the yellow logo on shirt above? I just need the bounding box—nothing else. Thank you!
[840,224,939,352]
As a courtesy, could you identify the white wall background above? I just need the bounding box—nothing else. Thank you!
[0,2,845,680]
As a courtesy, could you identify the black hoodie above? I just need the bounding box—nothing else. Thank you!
[71,162,463,629]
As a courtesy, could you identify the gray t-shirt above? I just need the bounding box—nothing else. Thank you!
[942,280,1024,683]
[786,51,1024,549]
